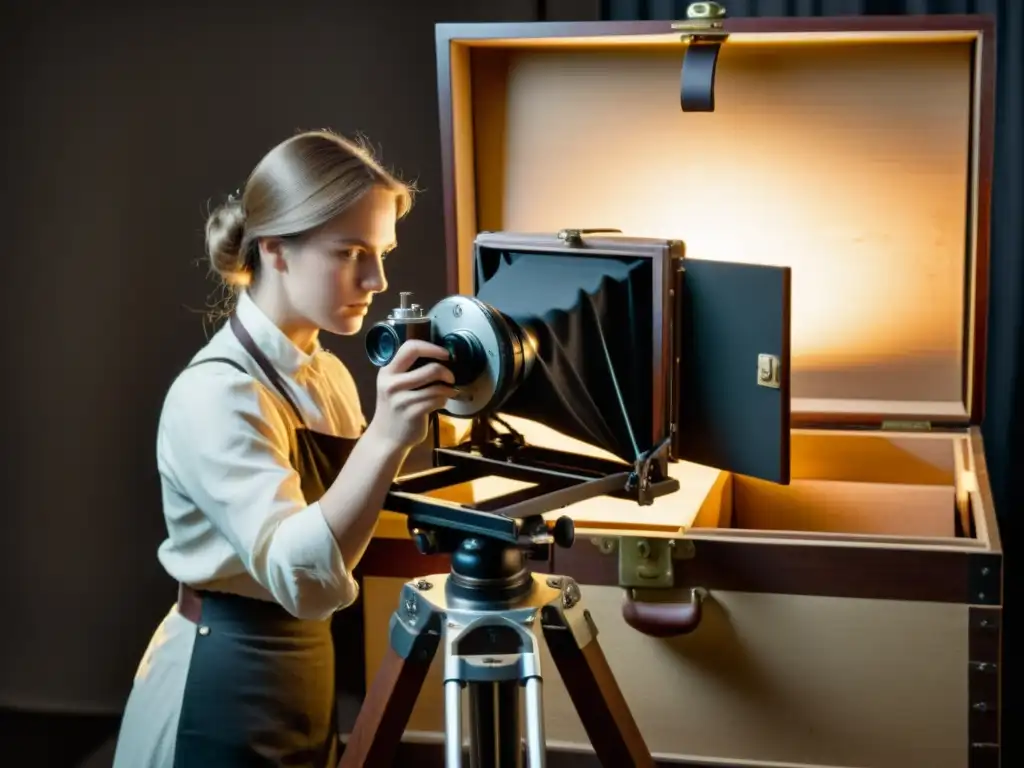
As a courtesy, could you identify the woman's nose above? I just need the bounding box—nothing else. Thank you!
[361,256,387,293]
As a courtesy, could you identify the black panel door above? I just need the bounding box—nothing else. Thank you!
[674,258,791,484]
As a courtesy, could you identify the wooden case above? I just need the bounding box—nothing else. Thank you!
[344,11,1003,768]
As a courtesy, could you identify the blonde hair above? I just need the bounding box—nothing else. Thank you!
[204,130,414,289]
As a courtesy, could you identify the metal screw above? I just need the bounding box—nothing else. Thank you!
[414,579,432,591]
[594,538,616,555]
[198,626,210,636]
[562,581,581,610]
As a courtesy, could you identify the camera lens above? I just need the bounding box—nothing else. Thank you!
[365,322,401,367]
[442,331,486,385]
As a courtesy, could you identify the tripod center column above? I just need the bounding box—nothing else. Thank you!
[447,536,533,604]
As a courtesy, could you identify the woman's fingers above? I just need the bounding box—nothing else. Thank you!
[394,383,458,411]
[385,361,454,394]
[386,340,451,373]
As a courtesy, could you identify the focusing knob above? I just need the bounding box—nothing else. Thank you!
[552,516,575,549]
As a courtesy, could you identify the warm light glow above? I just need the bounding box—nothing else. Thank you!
[435,415,724,532]
[472,40,973,417]
[423,476,536,505]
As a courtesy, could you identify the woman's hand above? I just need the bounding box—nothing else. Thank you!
[367,339,457,451]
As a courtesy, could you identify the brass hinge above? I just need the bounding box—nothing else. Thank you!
[591,536,695,589]
[881,420,932,431]
[557,228,623,246]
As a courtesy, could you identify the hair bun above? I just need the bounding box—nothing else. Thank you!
[205,200,249,286]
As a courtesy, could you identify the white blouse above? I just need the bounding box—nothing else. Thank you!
[155,290,366,621]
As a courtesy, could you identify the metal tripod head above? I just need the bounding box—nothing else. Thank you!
[406,511,576,607]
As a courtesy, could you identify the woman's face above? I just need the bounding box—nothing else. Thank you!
[277,185,398,337]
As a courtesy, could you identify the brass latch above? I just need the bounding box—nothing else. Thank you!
[757,353,781,388]
[592,536,695,589]
[595,537,708,637]
[671,2,728,35]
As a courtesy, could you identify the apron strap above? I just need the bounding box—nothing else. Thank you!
[226,314,308,427]
[186,356,247,374]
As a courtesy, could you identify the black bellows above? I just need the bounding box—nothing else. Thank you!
[474,249,654,463]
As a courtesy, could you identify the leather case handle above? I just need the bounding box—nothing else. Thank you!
[621,587,708,638]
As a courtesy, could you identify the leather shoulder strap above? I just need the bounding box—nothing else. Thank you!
[228,314,307,427]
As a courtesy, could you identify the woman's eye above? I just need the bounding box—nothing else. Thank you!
[336,247,394,261]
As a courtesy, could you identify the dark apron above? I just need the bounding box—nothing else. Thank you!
[173,313,359,768]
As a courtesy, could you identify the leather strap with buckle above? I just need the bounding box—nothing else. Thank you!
[177,583,203,624]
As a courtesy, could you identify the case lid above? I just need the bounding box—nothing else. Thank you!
[435,14,995,430]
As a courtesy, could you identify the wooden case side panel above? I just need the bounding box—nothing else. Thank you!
[357,577,971,768]
[965,26,997,425]
[437,38,480,295]
[968,426,1002,555]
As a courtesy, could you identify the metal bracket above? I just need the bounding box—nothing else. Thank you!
[591,536,695,589]
[625,435,673,505]
[968,553,1002,605]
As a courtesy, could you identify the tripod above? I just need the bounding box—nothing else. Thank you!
[338,536,655,768]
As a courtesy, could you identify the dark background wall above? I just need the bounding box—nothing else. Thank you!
[0,1,543,763]
[1,0,1018,765]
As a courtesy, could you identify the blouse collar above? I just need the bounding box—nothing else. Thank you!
[234,290,321,375]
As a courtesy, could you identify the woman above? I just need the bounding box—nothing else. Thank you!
[111,130,456,767]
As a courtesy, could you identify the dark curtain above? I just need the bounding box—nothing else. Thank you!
[591,0,1023,758]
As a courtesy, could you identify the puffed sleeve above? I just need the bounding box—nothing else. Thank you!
[157,364,358,620]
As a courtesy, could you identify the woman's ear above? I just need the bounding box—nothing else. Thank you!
[256,237,291,274]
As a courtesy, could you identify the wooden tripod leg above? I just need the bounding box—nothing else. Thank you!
[542,602,655,768]
[338,609,442,767]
